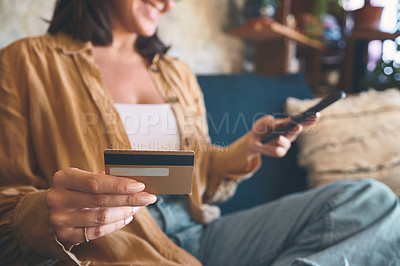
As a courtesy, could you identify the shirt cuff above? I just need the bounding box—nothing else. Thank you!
[210,133,262,181]
[14,189,81,264]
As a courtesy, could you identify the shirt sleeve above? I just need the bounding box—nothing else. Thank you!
[0,41,80,265]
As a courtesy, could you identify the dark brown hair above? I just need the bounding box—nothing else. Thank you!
[47,0,169,60]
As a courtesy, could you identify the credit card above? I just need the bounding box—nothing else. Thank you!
[104,150,195,195]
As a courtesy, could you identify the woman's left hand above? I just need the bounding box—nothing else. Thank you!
[247,114,319,158]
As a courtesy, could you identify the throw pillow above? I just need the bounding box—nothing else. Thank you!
[285,89,400,196]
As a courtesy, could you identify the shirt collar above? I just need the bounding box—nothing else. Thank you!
[50,32,93,55]
[49,32,176,64]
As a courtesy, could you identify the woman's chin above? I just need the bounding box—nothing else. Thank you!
[135,25,157,37]
[139,32,156,38]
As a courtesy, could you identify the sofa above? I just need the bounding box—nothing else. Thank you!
[197,73,314,215]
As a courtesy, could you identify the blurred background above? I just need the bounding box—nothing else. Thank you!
[1,0,399,94]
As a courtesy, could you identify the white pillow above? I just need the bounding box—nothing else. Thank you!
[286,89,400,196]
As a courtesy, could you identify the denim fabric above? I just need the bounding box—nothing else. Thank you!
[147,195,204,257]
[199,179,400,266]
[149,179,400,265]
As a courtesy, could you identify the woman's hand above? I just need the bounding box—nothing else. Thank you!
[247,114,319,158]
[46,168,156,247]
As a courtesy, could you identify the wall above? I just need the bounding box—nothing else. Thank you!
[0,0,54,48]
[0,0,246,74]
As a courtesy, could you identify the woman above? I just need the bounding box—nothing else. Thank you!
[0,0,399,265]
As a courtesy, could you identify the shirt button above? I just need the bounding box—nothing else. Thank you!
[150,65,159,73]
[169,96,179,103]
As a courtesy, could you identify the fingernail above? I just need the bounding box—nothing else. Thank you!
[139,194,157,205]
[125,215,134,225]
[128,182,145,192]
[132,207,140,214]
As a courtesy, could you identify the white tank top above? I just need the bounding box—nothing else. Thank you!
[114,103,181,151]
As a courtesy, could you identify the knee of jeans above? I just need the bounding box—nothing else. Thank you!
[349,179,397,208]
[324,179,397,211]
[355,178,394,194]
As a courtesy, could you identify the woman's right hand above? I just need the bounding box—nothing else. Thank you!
[46,168,157,247]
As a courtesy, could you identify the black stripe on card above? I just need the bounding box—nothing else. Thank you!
[104,153,194,166]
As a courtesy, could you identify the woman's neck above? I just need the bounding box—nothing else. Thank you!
[107,11,138,54]
[110,27,138,53]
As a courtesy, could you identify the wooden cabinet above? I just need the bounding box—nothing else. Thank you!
[230,17,330,92]
[231,0,400,93]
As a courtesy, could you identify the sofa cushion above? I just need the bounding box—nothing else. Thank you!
[286,89,400,196]
[197,73,313,214]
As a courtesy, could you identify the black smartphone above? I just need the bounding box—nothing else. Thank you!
[261,90,346,144]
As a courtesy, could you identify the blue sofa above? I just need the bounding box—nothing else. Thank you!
[197,73,314,215]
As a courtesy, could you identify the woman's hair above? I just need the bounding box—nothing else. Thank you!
[47,0,169,60]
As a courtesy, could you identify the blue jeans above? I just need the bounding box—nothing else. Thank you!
[147,194,204,256]
[148,179,400,265]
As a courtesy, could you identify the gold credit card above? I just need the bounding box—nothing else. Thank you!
[104,150,195,195]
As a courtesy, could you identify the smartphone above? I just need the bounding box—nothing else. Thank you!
[261,90,346,144]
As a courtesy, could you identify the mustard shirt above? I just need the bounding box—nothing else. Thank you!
[0,33,261,265]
